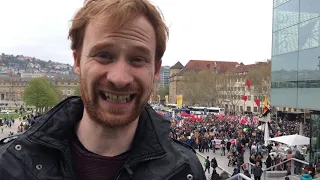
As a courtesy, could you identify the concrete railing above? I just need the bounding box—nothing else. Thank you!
[243,158,310,180]
[197,151,310,180]
[226,173,252,180]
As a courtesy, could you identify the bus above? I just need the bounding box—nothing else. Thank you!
[165,104,177,109]
[189,107,206,115]
[189,107,225,115]
[207,107,225,115]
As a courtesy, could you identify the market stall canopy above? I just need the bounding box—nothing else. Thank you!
[269,134,310,146]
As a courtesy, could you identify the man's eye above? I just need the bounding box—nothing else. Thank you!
[129,57,146,65]
[95,52,113,60]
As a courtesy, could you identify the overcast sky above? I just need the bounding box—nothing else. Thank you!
[0,0,273,66]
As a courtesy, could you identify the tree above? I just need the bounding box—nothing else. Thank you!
[217,74,242,112]
[158,85,169,99]
[74,87,80,96]
[246,63,271,102]
[22,77,59,113]
[198,70,222,107]
[52,86,63,100]
[180,71,204,106]
[180,70,222,106]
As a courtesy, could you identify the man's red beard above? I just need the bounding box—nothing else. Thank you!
[79,75,150,128]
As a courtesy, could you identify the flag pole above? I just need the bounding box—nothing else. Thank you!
[264,113,270,146]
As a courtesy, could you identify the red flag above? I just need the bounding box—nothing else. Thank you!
[254,99,260,107]
[246,80,251,88]
[240,119,246,124]
[242,95,248,101]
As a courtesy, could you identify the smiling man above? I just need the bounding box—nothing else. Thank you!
[0,0,205,180]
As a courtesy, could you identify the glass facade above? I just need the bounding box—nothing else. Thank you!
[160,66,170,87]
[310,112,320,163]
[271,0,320,110]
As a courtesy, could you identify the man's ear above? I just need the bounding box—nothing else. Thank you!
[154,59,162,82]
[73,50,80,75]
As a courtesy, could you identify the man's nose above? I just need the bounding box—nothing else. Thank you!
[106,60,133,89]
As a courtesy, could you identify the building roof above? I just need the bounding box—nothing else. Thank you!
[173,68,203,77]
[184,60,238,73]
[170,61,184,69]
[225,61,270,74]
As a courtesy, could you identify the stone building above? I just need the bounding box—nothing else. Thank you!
[169,60,271,114]
[169,60,239,104]
[168,61,184,103]
[0,74,79,102]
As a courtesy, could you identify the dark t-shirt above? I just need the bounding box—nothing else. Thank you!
[70,132,128,180]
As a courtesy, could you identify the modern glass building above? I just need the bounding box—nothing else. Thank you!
[271,0,320,164]
[271,0,320,110]
[160,66,170,87]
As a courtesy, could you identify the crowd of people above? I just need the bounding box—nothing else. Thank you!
[0,105,315,179]
[0,108,39,137]
[168,112,315,179]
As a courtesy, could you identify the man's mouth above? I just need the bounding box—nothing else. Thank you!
[99,91,136,103]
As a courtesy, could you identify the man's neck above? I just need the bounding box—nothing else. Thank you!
[75,111,139,157]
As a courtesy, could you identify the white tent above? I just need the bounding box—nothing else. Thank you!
[269,134,310,146]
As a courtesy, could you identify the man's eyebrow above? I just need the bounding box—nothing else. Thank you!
[89,41,153,56]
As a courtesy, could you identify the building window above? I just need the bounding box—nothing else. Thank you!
[67,89,71,95]
[254,107,258,112]
[247,106,251,112]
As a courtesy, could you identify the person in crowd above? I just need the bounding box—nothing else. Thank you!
[249,154,256,173]
[231,167,240,180]
[287,150,294,175]
[210,169,220,180]
[294,151,305,175]
[0,0,206,179]
[204,156,211,174]
[252,161,263,180]
[266,154,272,171]
[300,168,313,180]
[211,139,216,153]
[221,143,226,156]
[220,170,230,180]
[211,157,218,170]
[306,163,315,178]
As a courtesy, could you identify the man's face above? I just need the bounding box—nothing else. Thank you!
[73,15,161,128]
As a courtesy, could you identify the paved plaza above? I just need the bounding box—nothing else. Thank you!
[197,149,251,179]
[0,119,22,140]
[196,149,300,180]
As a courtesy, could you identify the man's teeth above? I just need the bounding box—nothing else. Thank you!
[104,93,131,103]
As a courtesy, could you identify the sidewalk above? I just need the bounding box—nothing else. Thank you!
[0,119,23,140]
[196,149,294,180]
[197,149,236,178]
